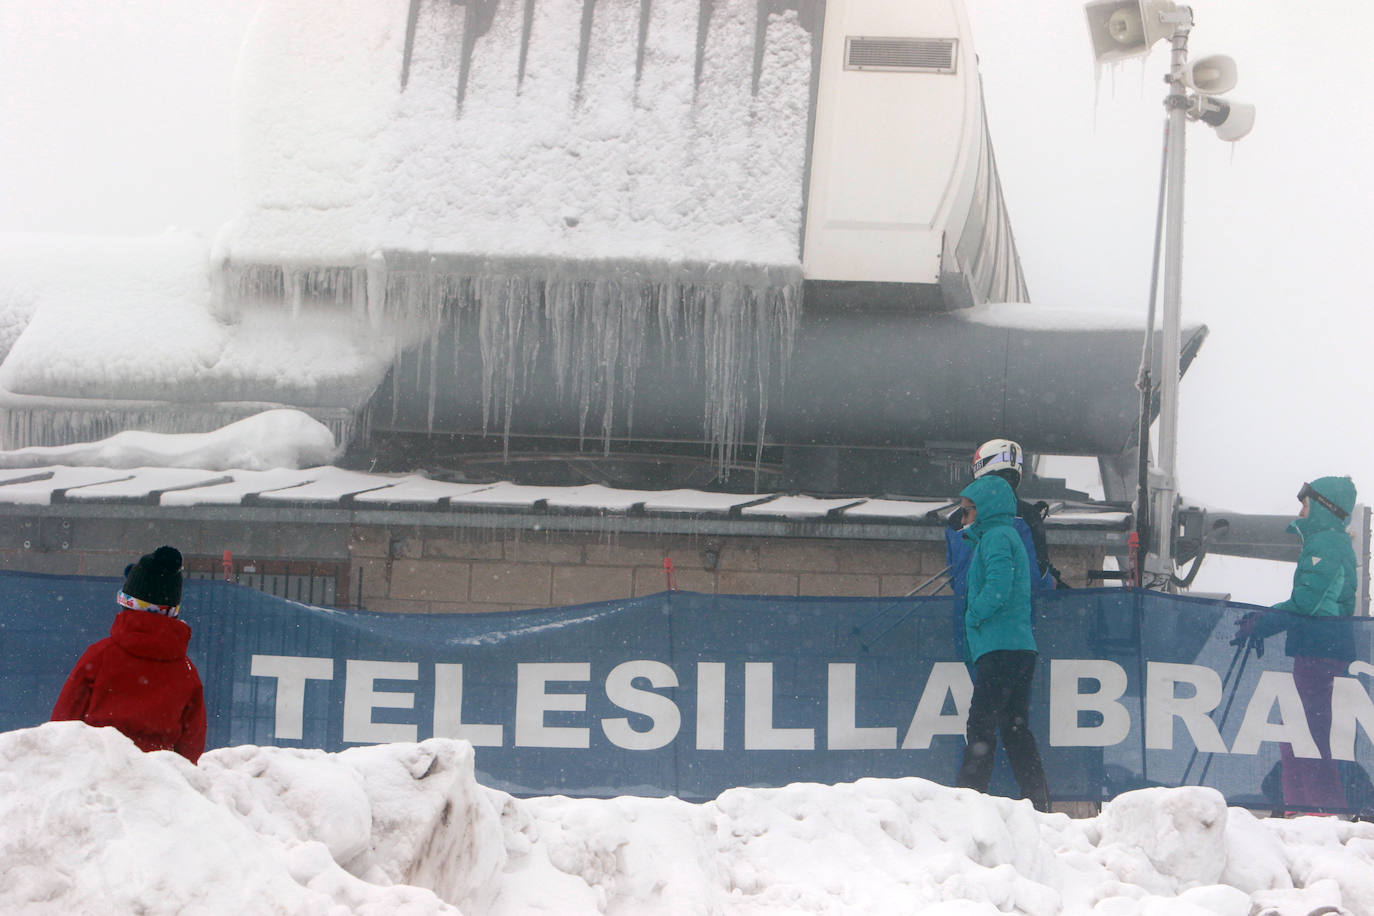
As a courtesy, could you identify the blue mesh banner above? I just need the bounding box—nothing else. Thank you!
[5,571,1374,811]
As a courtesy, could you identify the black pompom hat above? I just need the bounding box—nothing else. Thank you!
[118,545,184,617]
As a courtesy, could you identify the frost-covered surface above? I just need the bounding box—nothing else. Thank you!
[5,723,1374,915]
[957,301,1205,333]
[0,234,92,365]
[0,231,218,400]
[213,0,816,466]
[221,0,812,267]
[0,232,398,411]
[739,494,867,519]
[0,409,338,471]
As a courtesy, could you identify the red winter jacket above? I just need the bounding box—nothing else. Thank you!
[51,608,206,763]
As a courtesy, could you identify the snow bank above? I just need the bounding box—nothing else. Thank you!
[0,408,338,471]
[6,723,1374,915]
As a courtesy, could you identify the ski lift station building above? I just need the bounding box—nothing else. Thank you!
[0,0,1355,610]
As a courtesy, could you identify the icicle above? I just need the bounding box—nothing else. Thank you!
[213,255,801,474]
[366,251,387,329]
[351,266,368,323]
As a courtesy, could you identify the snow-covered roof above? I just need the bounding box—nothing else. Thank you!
[0,462,1131,540]
[0,409,1131,540]
[220,0,811,269]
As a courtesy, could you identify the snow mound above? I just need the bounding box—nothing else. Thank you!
[6,723,1374,914]
[0,723,466,914]
[0,408,338,470]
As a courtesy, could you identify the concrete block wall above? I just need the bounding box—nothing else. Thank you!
[0,513,1106,614]
[0,515,350,580]
[348,525,1106,614]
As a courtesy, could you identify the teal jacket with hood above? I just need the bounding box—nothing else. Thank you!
[1254,475,1358,660]
[960,474,1036,664]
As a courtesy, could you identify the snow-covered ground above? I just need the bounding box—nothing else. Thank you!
[4,722,1371,916]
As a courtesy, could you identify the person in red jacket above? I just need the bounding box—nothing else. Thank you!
[51,545,206,763]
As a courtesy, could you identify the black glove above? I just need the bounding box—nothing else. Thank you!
[1230,611,1265,655]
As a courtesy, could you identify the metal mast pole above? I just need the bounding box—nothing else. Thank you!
[1150,19,1193,583]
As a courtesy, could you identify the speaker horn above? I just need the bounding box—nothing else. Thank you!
[1198,97,1255,141]
[1182,55,1238,94]
[1084,0,1179,64]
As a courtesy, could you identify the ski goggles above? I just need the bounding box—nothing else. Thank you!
[1297,482,1347,521]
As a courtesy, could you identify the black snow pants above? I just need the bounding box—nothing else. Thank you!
[956,649,1051,812]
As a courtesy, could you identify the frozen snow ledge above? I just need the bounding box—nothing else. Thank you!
[6,724,1374,914]
[0,390,360,454]
[226,253,803,469]
[0,409,340,471]
[0,231,399,450]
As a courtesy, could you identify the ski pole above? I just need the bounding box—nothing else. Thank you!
[1194,636,1261,787]
[851,565,952,637]
[859,571,954,652]
[1181,636,1248,784]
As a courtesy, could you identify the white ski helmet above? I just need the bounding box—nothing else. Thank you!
[972,438,1023,486]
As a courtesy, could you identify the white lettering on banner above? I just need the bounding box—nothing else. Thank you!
[745,662,814,750]
[902,662,971,749]
[827,663,897,750]
[243,653,1374,761]
[697,662,726,751]
[1332,676,1374,761]
[249,654,334,740]
[432,663,503,747]
[1049,660,1131,747]
[343,660,419,744]
[1230,671,1319,757]
[602,660,681,750]
[1144,662,1226,753]
[516,662,591,748]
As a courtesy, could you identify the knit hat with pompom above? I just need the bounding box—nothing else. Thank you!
[118,546,184,616]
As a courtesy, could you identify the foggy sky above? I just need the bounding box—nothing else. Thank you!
[2,0,1371,525]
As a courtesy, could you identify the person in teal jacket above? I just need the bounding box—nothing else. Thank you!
[953,473,1050,812]
[1237,475,1358,814]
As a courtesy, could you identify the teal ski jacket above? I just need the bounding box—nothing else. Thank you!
[1255,475,1358,659]
[960,474,1036,664]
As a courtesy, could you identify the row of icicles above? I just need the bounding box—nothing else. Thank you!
[220,261,802,476]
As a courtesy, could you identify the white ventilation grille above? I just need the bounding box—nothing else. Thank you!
[844,37,958,73]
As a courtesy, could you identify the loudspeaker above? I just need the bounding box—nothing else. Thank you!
[1183,54,1238,94]
[1084,0,1179,64]
[1199,98,1255,141]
